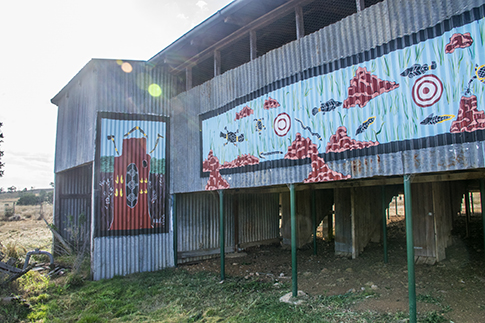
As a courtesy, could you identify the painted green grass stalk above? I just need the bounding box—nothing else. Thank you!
[370,60,377,73]
[318,78,325,96]
[338,111,347,125]
[414,44,424,62]
[304,86,311,97]
[382,56,391,77]
[480,18,485,46]
[444,83,451,104]
[432,38,445,65]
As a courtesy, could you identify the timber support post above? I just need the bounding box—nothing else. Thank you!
[312,190,317,255]
[481,180,485,254]
[382,186,388,264]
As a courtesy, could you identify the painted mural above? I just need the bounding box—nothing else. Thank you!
[97,116,168,234]
[201,17,485,190]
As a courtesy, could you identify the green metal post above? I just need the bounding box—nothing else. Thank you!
[312,190,317,255]
[290,184,297,297]
[382,186,388,264]
[480,180,485,253]
[219,190,225,281]
[173,194,177,267]
[403,175,416,323]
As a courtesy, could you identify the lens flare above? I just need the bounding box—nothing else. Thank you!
[116,59,123,65]
[148,84,162,97]
[121,62,133,73]
[136,73,152,90]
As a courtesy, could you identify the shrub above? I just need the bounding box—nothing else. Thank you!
[17,193,39,206]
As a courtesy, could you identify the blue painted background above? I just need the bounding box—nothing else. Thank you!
[202,17,485,166]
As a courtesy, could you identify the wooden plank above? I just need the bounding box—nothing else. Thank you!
[351,187,357,258]
[465,188,471,237]
[214,50,221,77]
[233,194,239,249]
[280,191,291,245]
[432,182,452,261]
[186,67,192,91]
[335,188,352,257]
[249,30,257,60]
[239,238,280,249]
[169,0,314,73]
[224,170,485,195]
[412,183,436,260]
[356,0,365,11]
[179,246,235,259]
[295,5,304,40]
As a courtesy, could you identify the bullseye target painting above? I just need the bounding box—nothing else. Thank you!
[412,75,443,107]
[274,113,291,137]
[200,16,485,189]
[95,113,169,236]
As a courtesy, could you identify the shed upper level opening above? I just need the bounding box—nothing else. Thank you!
[149,0,385,95]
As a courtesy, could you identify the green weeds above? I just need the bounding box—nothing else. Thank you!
[1,268,458,322]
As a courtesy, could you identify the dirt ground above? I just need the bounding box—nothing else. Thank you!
[183,214,485,322]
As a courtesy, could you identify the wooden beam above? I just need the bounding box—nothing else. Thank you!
[214,50,221,77]
[185,67,192,91]
[209,170,485,196]
[169,0,313,73]
[224,15,253,27]
[178,246,235,259]
[295,5,304,39]
[249,30,257,60]
[356,0,365,11]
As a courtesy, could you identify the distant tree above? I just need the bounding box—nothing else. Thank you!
[17,193,39,205]
[35,190,53,204]
[49,182,54,188]
[0,187,3,194]
[7,186,16,193]
[45,191,54,204]
[30,186,34,191]
[22,188,27,192]
[0,122,3,177]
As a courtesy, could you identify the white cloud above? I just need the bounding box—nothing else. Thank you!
[196,0,208,9]
[177,13,189,20]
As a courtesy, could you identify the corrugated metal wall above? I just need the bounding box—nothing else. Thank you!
[171,0,485,194]
[54,59,173,173]
[92,233,173,280]
[53,65,97,173]
[176,191,280,263]
[176,191,234,263]
[237,193,280,247]
[92,113,172,280]
[52,59,175,280]
[54,164,92,251]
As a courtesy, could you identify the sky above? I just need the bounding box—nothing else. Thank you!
[0,0,233,190]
